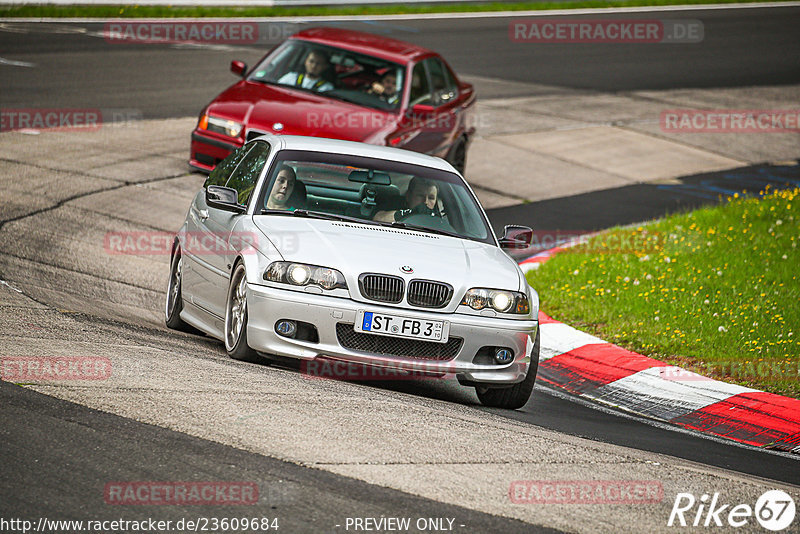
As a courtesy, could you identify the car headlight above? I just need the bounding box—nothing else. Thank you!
[198,113,243,138]
[461,288,530,314]
[264,262,347,290]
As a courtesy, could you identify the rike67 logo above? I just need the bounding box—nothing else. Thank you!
[668,490,796,531]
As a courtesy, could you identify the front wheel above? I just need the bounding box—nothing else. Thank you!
[446,138,467,175]
[476,328,540,410]
[224,263,260,362]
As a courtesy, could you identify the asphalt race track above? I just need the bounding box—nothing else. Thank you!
[1,6,799,533]
[2,7,800,116]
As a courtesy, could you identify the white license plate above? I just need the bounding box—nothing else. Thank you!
[355,310,449,343]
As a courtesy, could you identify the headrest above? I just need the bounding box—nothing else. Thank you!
[288,180,307,207]
[359,183,402,208]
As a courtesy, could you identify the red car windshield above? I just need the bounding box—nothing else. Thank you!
[248,40,404,112]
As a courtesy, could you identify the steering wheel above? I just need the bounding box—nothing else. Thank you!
[394,203,440,222]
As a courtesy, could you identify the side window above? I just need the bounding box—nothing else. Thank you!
[425,58,457,106]
[225,141,271,207]
[204,145,250,189]
[409,63,433,106]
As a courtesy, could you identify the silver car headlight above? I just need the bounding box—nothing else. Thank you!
[199,113,243,138]
[461,288,530,314]
[263,262,347,290]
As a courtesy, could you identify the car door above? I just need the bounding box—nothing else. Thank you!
[182,144,251,313]
[201,140,271,317]
[400,58,458,158]
[424,57,461,159]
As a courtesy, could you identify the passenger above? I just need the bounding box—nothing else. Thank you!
[265,166,297,210]
[278,50,334,92]
[373,177,439,222]
[368,71,399,105]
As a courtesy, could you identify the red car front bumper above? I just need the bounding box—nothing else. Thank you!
[189,130,243,172]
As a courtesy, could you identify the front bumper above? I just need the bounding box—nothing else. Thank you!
[246,283,538,386]
[189,131,242,172]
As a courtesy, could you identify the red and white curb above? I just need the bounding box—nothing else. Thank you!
[518,249,800,454]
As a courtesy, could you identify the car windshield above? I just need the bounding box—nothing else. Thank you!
[257,150,494,244]
[247,40,404,112]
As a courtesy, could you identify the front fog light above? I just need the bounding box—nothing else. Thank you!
[275,320,297,338]
[494,348,514,364]
[288,264,311,285]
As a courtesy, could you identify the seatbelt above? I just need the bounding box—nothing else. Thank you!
[296,73,326,90]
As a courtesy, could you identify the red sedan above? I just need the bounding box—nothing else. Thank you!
[190,27,476,174]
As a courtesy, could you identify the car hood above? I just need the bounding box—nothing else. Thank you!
[253,217,522,307]
[207,81,398,143]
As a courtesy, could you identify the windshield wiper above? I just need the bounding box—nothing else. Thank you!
[261,208,374,225]
[260,208,297,216]
[260,208,462,238]
[386,220,462,239]
[291,209,372,225]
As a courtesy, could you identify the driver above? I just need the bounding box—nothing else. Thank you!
[265,165,297,210]
[367,71,399,106]
[278,50,334,92]
[373,177,439,222]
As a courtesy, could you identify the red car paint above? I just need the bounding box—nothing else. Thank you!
[190,27,476,173]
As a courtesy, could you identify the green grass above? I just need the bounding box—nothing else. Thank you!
[527,187,800,399]
[0,0,791,19]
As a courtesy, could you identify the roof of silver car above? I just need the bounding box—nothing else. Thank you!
[255,134,458,173]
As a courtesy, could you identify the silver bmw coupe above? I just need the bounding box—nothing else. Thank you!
[166,135,540,409]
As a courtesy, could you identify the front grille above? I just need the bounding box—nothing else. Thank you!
[407,280,453,308]
[336,323,463,361]
[359,274,404,304]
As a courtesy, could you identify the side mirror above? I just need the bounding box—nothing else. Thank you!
[230,60,247,78]
[409,103,435,119]
[499,225,533,249]
[206,185,246,214]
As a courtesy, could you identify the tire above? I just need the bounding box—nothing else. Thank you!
[224,262,260,362]
[165,248,194,332]
[447,138,467,175]
[475,328,540,410]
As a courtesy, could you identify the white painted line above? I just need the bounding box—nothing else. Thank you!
[1,2,798,23]
[0,280,23,293]
[0,57,36,67]
[539,322,605,361]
